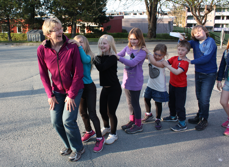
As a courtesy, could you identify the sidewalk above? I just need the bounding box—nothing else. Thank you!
[0,42,228,167]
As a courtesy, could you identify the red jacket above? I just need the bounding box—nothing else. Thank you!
[37,35,84,99]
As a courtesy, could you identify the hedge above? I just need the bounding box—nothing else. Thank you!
[0,32,216,41]
[0,33,27,41]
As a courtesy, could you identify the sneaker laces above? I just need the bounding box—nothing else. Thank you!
[199,119,206,126]
[95,139,101,147]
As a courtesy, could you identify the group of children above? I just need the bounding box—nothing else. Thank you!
[69,24,229,155]
[39,19,229,157]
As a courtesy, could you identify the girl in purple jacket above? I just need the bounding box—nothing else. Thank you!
[116,28,147,134]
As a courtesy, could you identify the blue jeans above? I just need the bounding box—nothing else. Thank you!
[50,89,83,152]
[195,72,216,119]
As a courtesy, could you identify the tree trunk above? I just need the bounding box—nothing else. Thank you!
[7,17,12,41]
[147,0,158,38]
[71,16,76,38]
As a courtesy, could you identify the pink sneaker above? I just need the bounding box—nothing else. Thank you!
[221,120,229,128]
[81,130,96,142]
[93,137,105,152]
[224,127,229,136]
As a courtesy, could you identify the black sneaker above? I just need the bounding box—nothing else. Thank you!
[171,123,187,132]
[121,121,135,130]
[69,147,85,162]
[195,118,208,131]
[155,119,162,130]
[188,115,200,124]
[125,124,143,134]
[142,113,154,122]
[60,147,72,155]
[163,116,178,122]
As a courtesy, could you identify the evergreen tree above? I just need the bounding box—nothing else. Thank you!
[21,0,49,30]
[0,0,23,41]
[49,0,110,37]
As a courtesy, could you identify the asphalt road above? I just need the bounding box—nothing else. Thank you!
[0,42,228,167]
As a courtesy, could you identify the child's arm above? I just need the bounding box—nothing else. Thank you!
[216,50,227,91]
[190,38,216,65]
[142,46,164,68]
[148,53,165,68]
[117,46,127,57]
[118,51,146,67]
[78,46,91,64]
[94,56,117,71]
[217,50,227,82]
[162,60,184,75]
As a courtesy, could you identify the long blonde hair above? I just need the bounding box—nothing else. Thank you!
[74,35,95,68]
[97,34,117,56]
[128,27,146,50]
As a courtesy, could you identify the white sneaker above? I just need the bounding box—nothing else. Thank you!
[105,134,118,145]
[101,127,111,136]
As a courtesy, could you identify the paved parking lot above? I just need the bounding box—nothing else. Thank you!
[0,42,228,167]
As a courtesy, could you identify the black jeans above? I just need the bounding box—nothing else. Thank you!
[144,98,162,119]
[124,89,142,119]
[79,82,102,138]
[100,84,122,135]
[168,84,187,121]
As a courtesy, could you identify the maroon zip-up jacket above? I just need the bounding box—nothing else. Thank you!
[37,35,84,99]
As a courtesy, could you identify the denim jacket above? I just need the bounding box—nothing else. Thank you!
[217,50,229,81]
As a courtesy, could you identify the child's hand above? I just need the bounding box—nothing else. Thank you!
[162,60,169,67]
[217,81,222,91]
[183,58,191,63]
[41,40,46,46]
[68,39,81,47]
[115,54,120,60]
[142,46,149,54]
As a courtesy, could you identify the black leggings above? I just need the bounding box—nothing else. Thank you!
[79,82,102,138]
[124,89,141,119]
[144,98,162,119]
[99,84,122,135]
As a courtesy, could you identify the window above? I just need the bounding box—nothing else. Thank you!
[216,8,221,12]
[1,24,8,33]
[187,24,192,27]
[214,24,220,28]
[17,25,22,33]
[215,16,221,20]
[187,16,193,20]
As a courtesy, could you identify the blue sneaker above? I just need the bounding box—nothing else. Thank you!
[171,123,187,132]
[163,116,178,122]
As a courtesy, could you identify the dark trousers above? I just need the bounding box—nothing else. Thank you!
[79,82,102,137]
[144,98,162,119]
[195,72,216,119]
[100,84,122,135]
[169,84,187,121]
[124,89,142,119]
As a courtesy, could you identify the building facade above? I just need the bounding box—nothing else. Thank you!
[186,5,229,32]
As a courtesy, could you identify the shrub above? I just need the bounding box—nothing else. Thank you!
[108,33,128,38]
[156,33,177,40]
[0,33,27,41]
[122,29,128,33]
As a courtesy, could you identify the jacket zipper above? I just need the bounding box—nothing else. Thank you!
[56,52,66,94]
